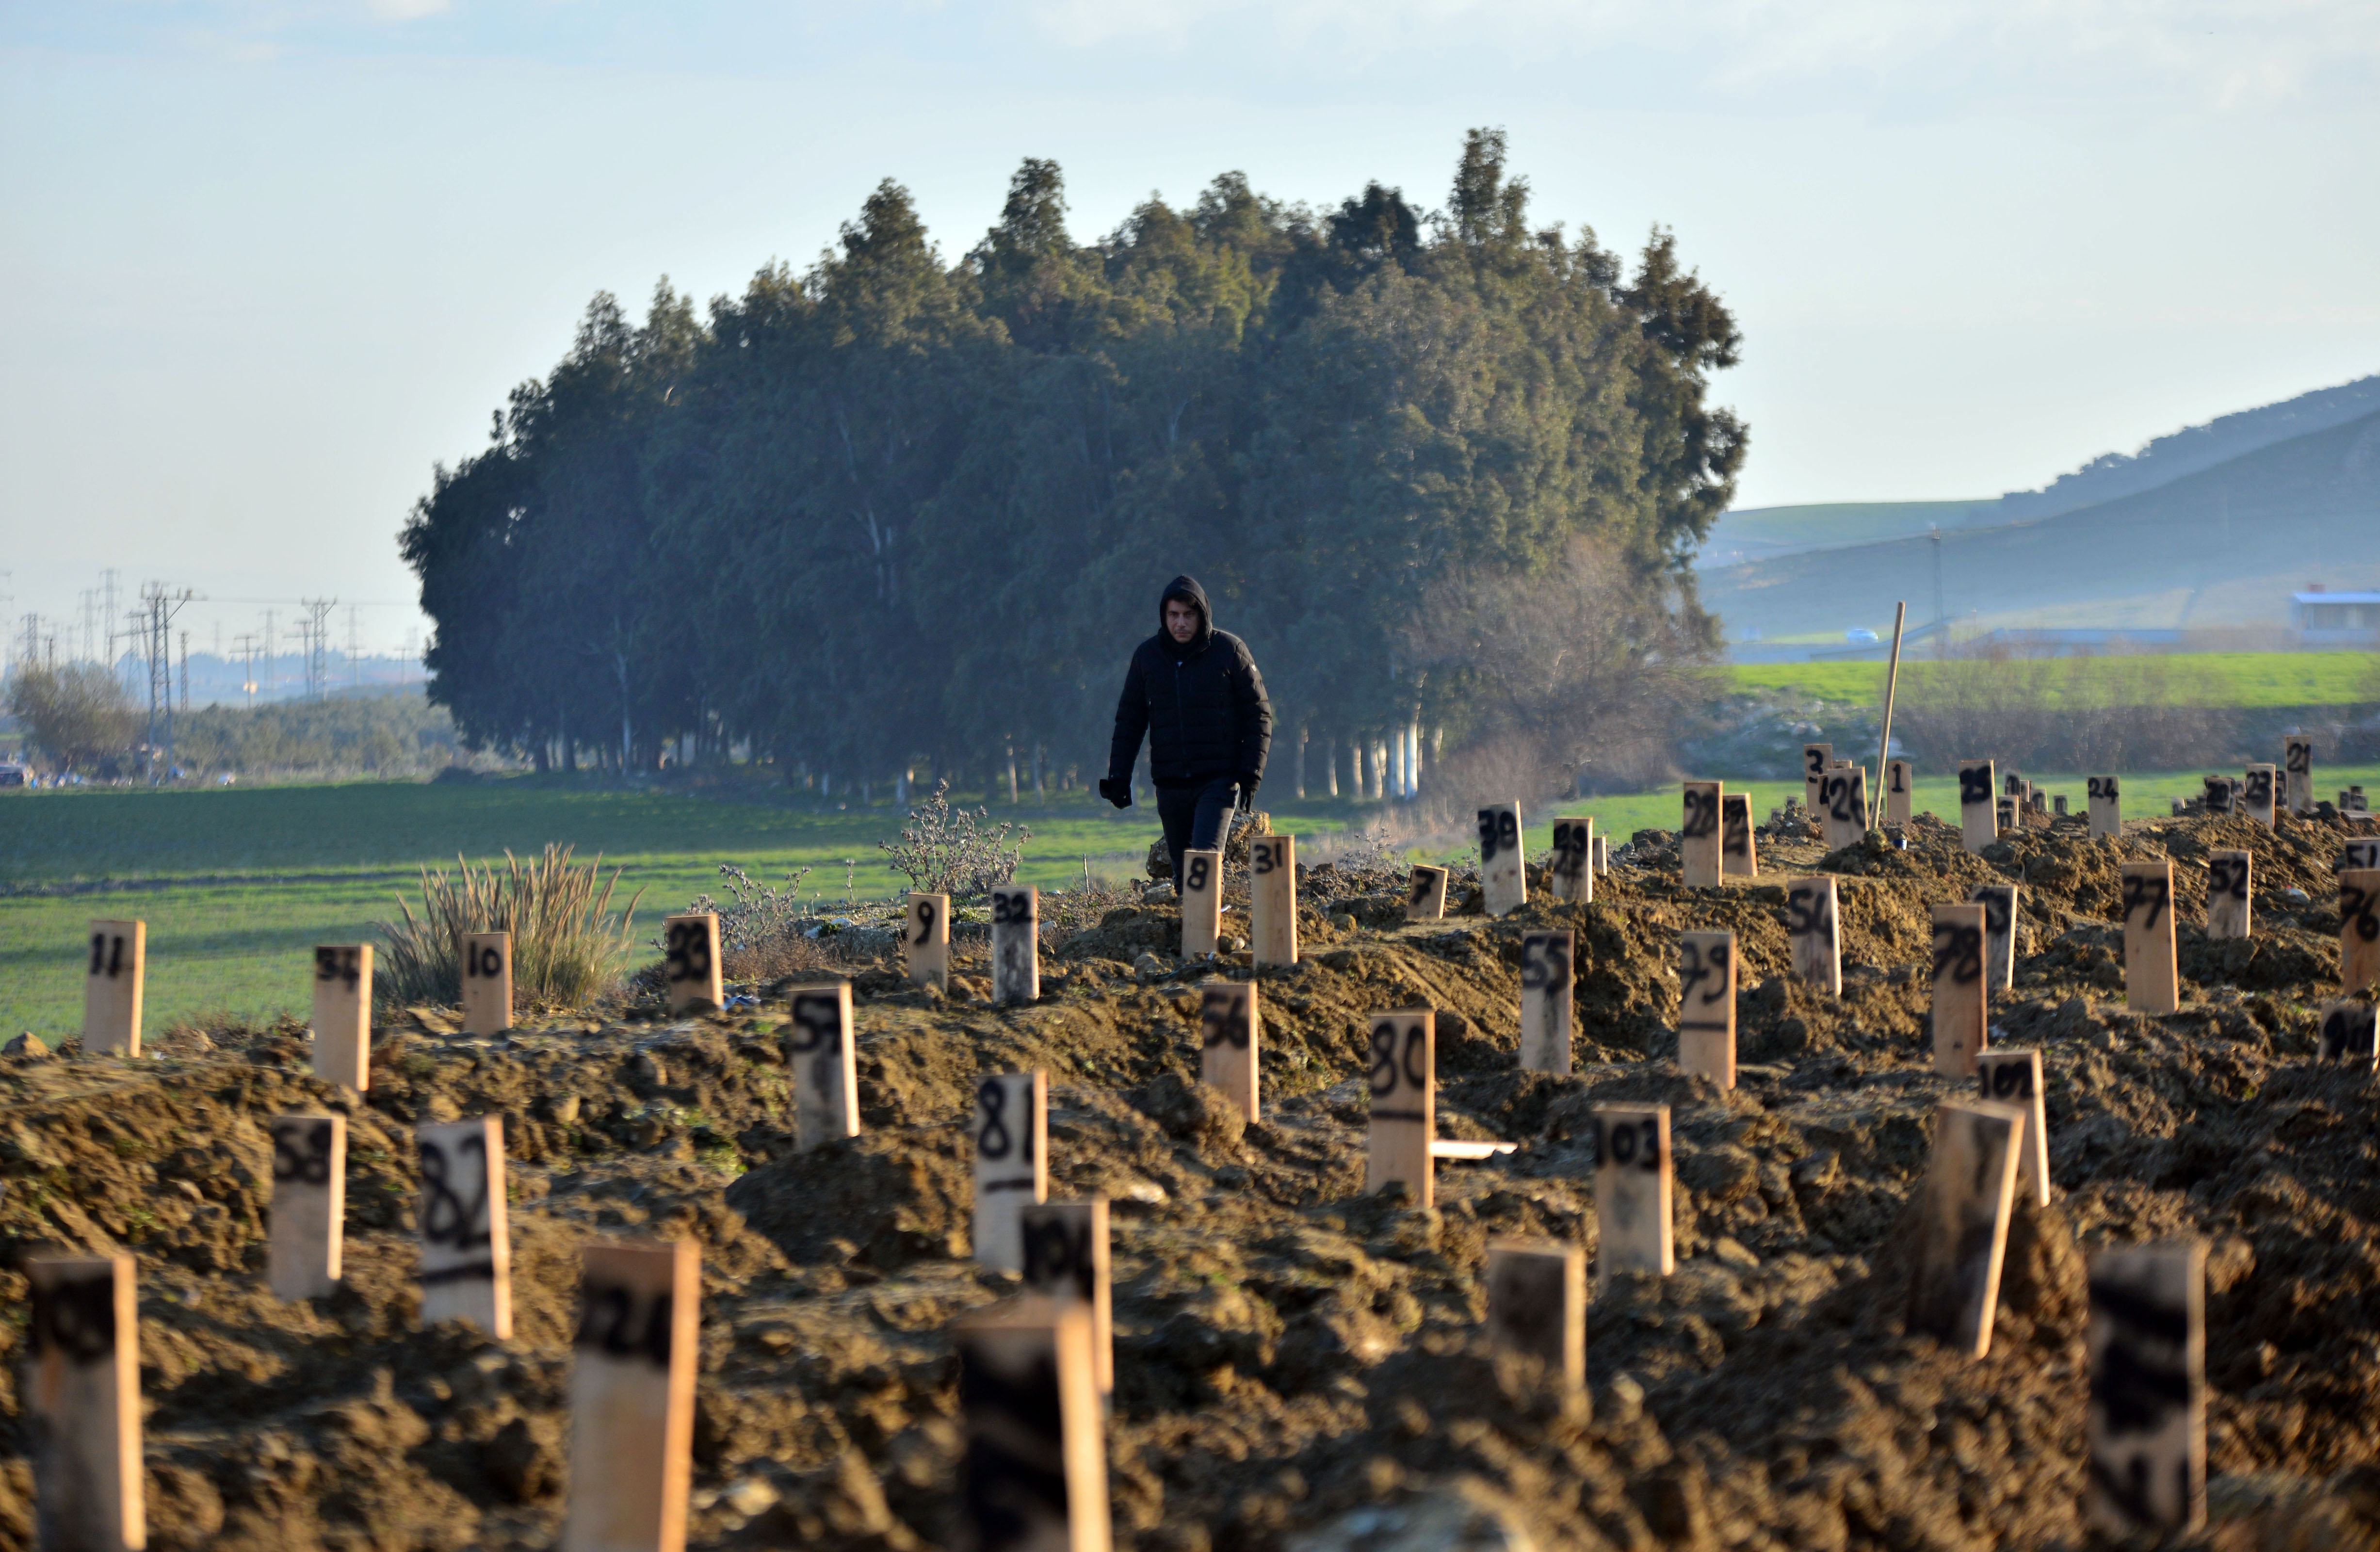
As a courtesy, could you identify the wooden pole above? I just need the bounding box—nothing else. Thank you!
[1871,600,1907,828]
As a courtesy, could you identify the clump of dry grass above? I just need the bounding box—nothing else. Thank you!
[375,845,643,1012]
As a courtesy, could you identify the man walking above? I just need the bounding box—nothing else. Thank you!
[1099,575,1274,886]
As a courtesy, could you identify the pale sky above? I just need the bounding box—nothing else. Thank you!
[4,0,2376,659]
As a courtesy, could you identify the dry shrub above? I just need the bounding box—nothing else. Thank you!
[1893,649,2225,772]
[724,930,880,985]
[375,845,644,1012]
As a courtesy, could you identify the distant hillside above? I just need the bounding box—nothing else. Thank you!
[1694,500,1989,569]
[1700,408,2380,642]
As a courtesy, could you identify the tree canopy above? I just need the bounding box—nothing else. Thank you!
[401,131,1745,797]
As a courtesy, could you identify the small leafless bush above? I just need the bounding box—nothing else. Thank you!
[678,863,815,953]
[879,780,1032,897]
[376,845,643,1011]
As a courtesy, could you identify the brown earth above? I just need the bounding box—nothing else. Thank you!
[0,807,2377,1550]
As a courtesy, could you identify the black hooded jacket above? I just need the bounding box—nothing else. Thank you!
[1106,576,1274,790]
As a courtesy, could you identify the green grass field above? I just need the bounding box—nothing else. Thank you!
[1730,651,2379,708]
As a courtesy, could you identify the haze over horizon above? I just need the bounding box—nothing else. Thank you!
[5,0,2376,656]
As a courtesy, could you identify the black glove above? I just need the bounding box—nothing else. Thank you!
[1098,777,1132,809]
[1236,772,1261,800]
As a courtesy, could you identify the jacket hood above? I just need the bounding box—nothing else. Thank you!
[1158,575,1214,658]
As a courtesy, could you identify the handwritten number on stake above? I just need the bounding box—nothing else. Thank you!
[1682,788,1718,839]
[664,921,711,983]
[32,1272,116,1365]
[272,1120,334,1185]
[2344,883,2380,944]
[2122,874,2171,933]
[1934,922,1983,985]
[575,1280,673,1367]
[912,900,936,945]
[420,1134,491,1254]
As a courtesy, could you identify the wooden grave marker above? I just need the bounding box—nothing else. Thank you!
[1976,1050,2050,1207]
[83,918,144,1056]
[419,1115,512,1337]
[2087,1240,2207,1535]
[1802,743,1831,816]
[1592,835,1609,876]
[787,983,860,1152]
[1179,849,1222,958]
[2206,851,2252,941]
[1680,781,1722,887]
[2343,869,2380,995]
[1820,766,1867,850]
[268,1113,346,1300]
[952,1298,1109,1552]
[1021,1200,1114,1402]
[562,1239,698,1552]
[906,892,950,990]
[311,943,372,1089]
[1478,803,1526,916]
[661,912,723,1013]
[2316,1000,2377,1066]
[972,1071,1047,1272]
[1677,930,1736,1089]
[1198,981,1259,1121]
[2202,775,2236,816]
[1548,817,1594,902]
[1591,1104,1673,1284]
[1906,1099,2025,1358]
[1250,835,1298,966]
[2087,775,2121,840]
[1786,876,1842,996]
[2243,763,2278,829]
[1959,760,1997,854]
[1405,864,1449,922]
[1720,794,1757,879]
[1931,902,1989,1076]
[2284,737,2314,814]
[27,1252,143,1552]
[1519,931,1574,1076]
[1885,758,1914,826]
[1969,883,2019,993]
[990,886,1039,1005]
[1366,1009,1434,1209]
[1995,795,2017,835]
[2343,838,2380,874]
[2122,860,2180,1014]
[2347,785,2371,814]
[460,930,512,1036]
[1483,1238,1585,1396]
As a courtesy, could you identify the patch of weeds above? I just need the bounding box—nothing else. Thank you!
[879,780,1032,896]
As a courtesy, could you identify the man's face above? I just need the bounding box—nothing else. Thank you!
[1166,599,1200,643]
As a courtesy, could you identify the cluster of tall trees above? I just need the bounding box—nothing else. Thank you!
[403,131,1745,802]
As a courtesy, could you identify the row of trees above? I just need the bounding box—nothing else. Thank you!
[403,131,1746,802]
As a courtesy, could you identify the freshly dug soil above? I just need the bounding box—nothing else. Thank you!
[1,806,2377,1550]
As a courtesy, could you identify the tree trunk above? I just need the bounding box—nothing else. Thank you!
[1326,737,1339,798]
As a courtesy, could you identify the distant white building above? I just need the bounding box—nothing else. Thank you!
[2290,589,2380,646]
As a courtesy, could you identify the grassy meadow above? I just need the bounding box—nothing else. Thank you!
[1731,651,2379,708]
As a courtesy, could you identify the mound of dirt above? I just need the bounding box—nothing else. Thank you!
[0,806,2377,1549]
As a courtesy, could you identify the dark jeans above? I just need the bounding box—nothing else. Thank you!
[1157,777,1240,889]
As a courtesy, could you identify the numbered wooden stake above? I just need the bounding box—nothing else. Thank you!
[2284,736,2314,815]
[2243,763,2278,829]
[1786,877,1841,996]
[2121,861,2180,1014]
[1959,760,1997,854]
[1477,803,1526,916]
[952,1298,1110,1552]
[1592,835,1609,876]
[1906,1099,2025,1358]
[1995,795,2017,834]
[2316,1000,2377,1066]
[2342,869,2380,995]
[417,1115,512,1338]
[786,983,860,1152]
[972,1072,1047,1272]
[1819,767,1866,851]
[1405,864,1449,921]
[1366,1009,1434,1209]
[1198,981,1259,1121]
[1931,903,1989,1076]
[27,1252,143,1552]
[1803,743,1831,816]
[82,918,144,1056]
[1885,759,1914,825]
[1484,1239,1585,1396]
[1591,1104,1672,1285]
[1179,849,1222,958]
[460,930,512,1036]
[311,943,372,1089]
[2202,776,2236,815]
[1250,835,1298,966]
[562,1238,699,1552]
[1969,883,2019,992]
[1680,781,1722,887]
[990,886,1039,1005]
[1549,818,1594,902]
[1976,1050,2050,1207]
[2088,1241,2207,1535]
[660,912,722,1013]
[268,1113,346,1300]
[1021,1200,1113,1402]
[906,892,950,990]
[2344,839,2380,874]
[1676,930,1736,1089]
[2087,775,2122,840]
[2205,851,2252,941]
[1519,932,1574,1076]
[1720,794,1757,879]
